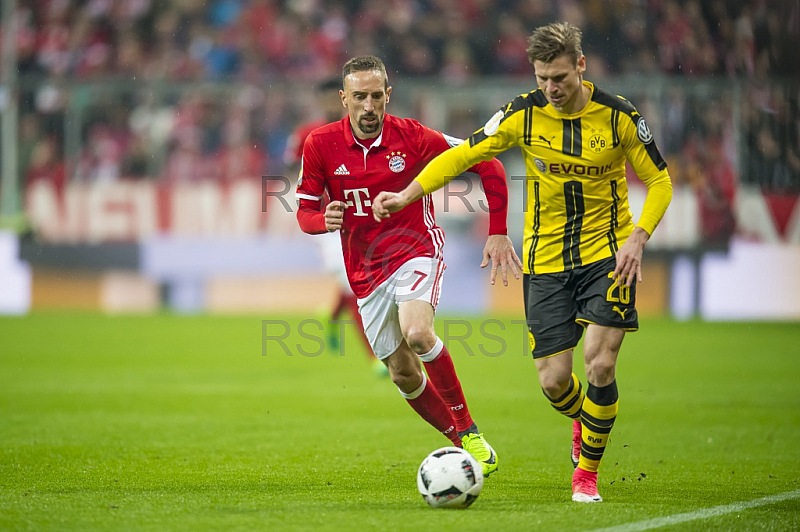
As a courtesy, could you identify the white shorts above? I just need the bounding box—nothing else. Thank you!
[357,257,446,359]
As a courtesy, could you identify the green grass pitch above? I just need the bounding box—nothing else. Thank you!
[1,314,799,531]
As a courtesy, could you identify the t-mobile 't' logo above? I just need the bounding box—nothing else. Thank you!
[344,188,372,216]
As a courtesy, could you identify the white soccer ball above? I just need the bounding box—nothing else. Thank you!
[416,446,484,509]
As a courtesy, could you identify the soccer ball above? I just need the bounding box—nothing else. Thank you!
[416,447,484,509]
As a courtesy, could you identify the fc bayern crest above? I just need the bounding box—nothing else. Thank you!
[387,152,406,173]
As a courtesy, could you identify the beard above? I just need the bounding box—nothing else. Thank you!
[357,113,381,135]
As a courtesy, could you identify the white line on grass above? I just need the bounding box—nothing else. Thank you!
[589,489,800,532]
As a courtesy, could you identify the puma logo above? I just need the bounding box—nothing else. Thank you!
[536,135,555,148]
[612,306,628,319]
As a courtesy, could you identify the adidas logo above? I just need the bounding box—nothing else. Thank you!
[334,164,350,175]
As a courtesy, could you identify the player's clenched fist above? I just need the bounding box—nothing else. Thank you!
[371,191,402,222]
[372,181,425,222]
[325,201,346,232]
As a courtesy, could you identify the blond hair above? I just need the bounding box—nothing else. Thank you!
[526,22,583,66]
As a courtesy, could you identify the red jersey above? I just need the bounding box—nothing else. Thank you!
[297,114,508,298]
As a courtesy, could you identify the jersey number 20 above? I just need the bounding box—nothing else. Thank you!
[606,272,630,304]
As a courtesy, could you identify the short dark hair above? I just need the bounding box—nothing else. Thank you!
[526,22,583,66]
[341,56,389,90]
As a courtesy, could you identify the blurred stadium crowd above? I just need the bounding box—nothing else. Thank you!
[6,0,800,246]
[13,0,797,80]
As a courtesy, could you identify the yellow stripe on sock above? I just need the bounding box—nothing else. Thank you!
[549,374,584,419]
[578,396,618,473]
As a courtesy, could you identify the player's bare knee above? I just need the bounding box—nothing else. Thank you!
[390,367,423,392]
[586,359,616,386]
[404,328,436,354]
[539,373,570,399]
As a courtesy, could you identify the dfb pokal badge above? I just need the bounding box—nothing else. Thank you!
[387,152,406,173]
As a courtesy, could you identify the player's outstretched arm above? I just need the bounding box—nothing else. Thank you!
[372,181,424,222]
[481,234,522,287]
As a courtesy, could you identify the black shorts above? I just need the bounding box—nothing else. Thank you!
[523,256,639,359]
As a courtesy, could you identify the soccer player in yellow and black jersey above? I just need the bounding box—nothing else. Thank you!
[372,22,672,503]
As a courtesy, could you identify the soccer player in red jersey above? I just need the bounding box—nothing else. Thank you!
[296,56,522,476]
[285,78,379,368]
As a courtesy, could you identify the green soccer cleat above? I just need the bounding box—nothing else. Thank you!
[461,432,498,477]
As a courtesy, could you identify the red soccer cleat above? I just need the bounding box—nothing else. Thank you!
[572,467,602,503]
[571,419,581,469]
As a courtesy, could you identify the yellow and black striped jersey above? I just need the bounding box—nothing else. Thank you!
[415,80,672,274]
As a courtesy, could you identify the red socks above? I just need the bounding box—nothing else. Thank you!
[401,373,460,446]
[419,340,474,433]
